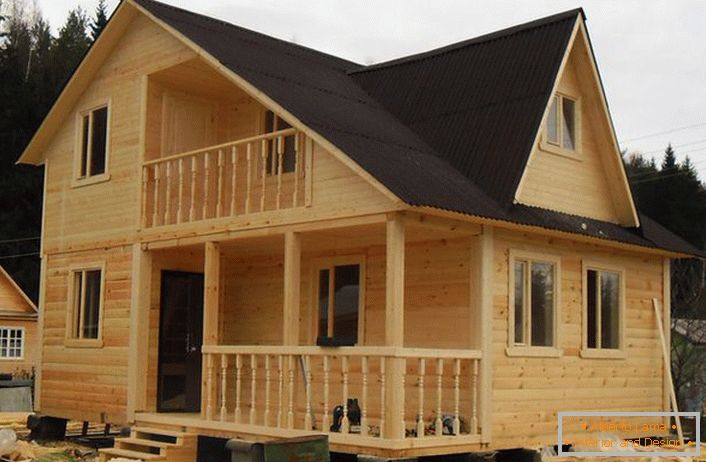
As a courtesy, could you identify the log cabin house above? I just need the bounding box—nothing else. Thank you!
[17,0,701,460]
[0,266,38,377]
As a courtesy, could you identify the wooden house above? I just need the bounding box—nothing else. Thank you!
[0,266,38,377]
[17,1,701,460]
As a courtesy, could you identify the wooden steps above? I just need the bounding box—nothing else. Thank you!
[99,426,196,462]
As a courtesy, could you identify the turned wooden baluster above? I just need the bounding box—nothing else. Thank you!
[276,136,283,210]
[304,355,313,430]
[417,358,426,437]
[152,165,160,227]
[264,355,271,426]
[341,356,350,434]
[249,354,257,425]
[277,355,284,428]
[230,146,237,216]
[287,355,295,429]
[203,152,210,220]
[322,356,330,432]
[177,158,185,224]
[216,149,224,218]
[260,140,267,212]
[220,354,228,421]
[245,143,252,215]
[435,358,443,435]
[379,357,386,438]
[453,358,461,435]
[189,157,197,222]
[471,359,479,435]
[292,133,300,207]
[141,166,148,228]
[206,353,214,420]
[163,161,171,225]
[234,354,242,423]
[360,356,369,436]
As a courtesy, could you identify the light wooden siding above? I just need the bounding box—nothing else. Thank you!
[0,318,37,375]
[0,277,32,313]
[491,229,665,448]
[40,246,132,423]
[516,35,622,224]
[42,14,195,254]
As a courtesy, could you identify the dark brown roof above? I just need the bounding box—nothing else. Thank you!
[129,0,701,256]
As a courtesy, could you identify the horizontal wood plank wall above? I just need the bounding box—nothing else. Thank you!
[491,229,664,449]
[516,32,622,224]
[41,14,195,254]
[0,318,37,375]
[40,246,132,423]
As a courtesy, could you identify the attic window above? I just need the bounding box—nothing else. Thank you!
[76,104,109,181]
[546,94,578,151]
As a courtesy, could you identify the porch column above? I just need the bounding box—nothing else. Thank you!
[127,243,152,421]
[202,241,221,419]
[384,215,405,439]
[470,225,493,443]
[283,231,301,345]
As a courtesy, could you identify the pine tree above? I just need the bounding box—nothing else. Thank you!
[90,0,108,41]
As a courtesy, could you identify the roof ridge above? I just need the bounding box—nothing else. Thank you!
[131,0,363,70]
[350,8,584,75]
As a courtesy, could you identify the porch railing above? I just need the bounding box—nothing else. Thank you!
[142,129,312,228]
[201,345,482,441]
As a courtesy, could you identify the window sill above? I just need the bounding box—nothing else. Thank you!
[0,357,24,361]
[65,338,103,348]
[505,346,563,358]
[71,173,111,189]
[580,348,626,359]
[539,140,582,161]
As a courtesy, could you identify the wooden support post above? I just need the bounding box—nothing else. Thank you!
[653,297,683,446]
[662,258,672,427]
[470,225,493,443]
[127,244,151,422]
[201,241,221,418]
[384,215,406,439]
[283,232,301,346]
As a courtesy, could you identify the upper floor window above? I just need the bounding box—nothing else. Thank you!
[68,266,104,345]
[583,264,624,357]
[77,105,109,180]
[546,94,578,151]
[316,259,364,346]
[264,110,296,174]
[508,250,561,357]
[0,328,24,360]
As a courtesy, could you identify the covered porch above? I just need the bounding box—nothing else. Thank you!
[126,213,493,456]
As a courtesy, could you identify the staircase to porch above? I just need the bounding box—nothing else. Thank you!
[98,426,196,462]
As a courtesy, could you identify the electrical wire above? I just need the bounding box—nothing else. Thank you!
[0,236,40,245]
[0,251,40,260]
[620,122,706,143]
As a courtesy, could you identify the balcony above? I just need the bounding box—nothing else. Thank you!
[141,129,312,229]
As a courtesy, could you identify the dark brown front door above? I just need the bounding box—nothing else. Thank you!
[157,271,204,412]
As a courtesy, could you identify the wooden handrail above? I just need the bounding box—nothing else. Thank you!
[143,128,297,166]
[201,344,482,360]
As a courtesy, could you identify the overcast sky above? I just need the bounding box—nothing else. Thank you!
[37,0,706,177]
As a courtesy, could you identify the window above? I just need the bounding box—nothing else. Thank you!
[584,266,623,354]
[263,110,296,174]
[77,105,109,180]
[546,94,578,152]
[316,262,363,346]
[69,268,104,342]
[0,328,24,359]
[508,251,561,356]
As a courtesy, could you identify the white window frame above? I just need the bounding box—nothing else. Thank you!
[73,99,111,187]
[310,255,366,346]
[0,327,25,360]
[541,93,582,159]
[507,249,562,357]
[65,263,106,348]
[581,260,626,359]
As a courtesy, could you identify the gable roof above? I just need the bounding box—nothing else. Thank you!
[17,0,702,257]
[0,265,37,316]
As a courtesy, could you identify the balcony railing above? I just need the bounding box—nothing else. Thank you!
[142,129,311,228]
[201,345,482,442]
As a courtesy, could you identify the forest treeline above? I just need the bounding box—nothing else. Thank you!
[1,0,705,323]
